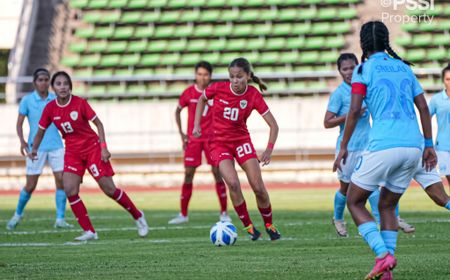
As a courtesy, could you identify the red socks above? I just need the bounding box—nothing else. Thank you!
[112,188,142,220]
[215,182,227,213]
[258,204,273,226]
[234,201,252,227]
[68,195,95,233]
[180,183,193,216]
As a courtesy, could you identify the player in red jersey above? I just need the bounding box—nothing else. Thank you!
[29,71,149,241]
[193,57,281,241]
[169,61,230,224]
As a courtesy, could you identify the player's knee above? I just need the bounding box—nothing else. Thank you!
[24,185,36,194]
[227,180,241,193]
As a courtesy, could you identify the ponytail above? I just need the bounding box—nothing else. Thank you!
[250,72,267,92]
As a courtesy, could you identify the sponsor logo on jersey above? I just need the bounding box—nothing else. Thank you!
[67,166,78,171]
[70,111,78,121]
[190,99,199,103]
[240,100,248,109]
[219,99,229,105]
[53,116,61,120]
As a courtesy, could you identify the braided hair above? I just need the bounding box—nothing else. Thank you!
[358,21,412,74]
[229,57,268,92]
[442,63,450,81]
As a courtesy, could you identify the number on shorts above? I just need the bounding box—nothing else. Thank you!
[61,122,74,133]
[236,143,252,158]
[223,107,239,121]
[89,164,100,177]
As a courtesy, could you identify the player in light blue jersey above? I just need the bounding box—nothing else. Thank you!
[325,53,381,237]
[429,64,450,188]
[333,21,437,280]
[6,68,72,230]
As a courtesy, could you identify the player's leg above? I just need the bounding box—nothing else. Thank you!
[333,181,349,237]
[49,148,72,228]
[378,187,402,256]
[424,182,450,209]
[446,176,450,192]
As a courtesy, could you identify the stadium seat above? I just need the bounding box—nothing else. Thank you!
[187,40,207,52]
[179,10,201,23]
[260,9,278,21]
[114,27,134,39]
[173,25,194,37]
[240,9,260,22]
[108,0,129,9]
[286,37,304,49]
[207,39,226,51]
[305,37,325,49]
[319,51,339,64]
[253,24,272,36]
[128,41,148,52]
[88,84,106,95]
[311,23,331,35]
[88,41,107,52]
[160,11,180,23]
[127,84,148,94]
[428,49,446,61]
[279,51,299,64]
[272,24,292,36]
[80,55,100,67]
[69,42,87,53]
[222,9,240,21]
[300,51,320,64]
[160,53,180,65]
[120,54,140,66]
[259,52,279,64]
[406,49,426,62]
[128,0,148,9]
[141,12,160,23]
[108,84,127,96]
[200,10,221,22]
[227,39,247,51]
[180,53,201,65]
[434,34,450,46]
[412,34,433,47]
[266,38,286,50]
[194,25,214,37]
[167,40,187,52]
[100,55,121,67]
[232,25,253,37]
[100,12,121,24]
[75,28,95,39]
[121,12,142,24]
[70,0,88,9]
[279,9,298,21]
[61,56,80,67]
[325,36,345,49]
[154,26,174,38]
[106,41,127,53]
[246,38,265,50]
[141,54,160,66]
[93,69,113,77]
[202,52,221,65]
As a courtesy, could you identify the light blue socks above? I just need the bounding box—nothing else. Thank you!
[55,189,67,219]
[358,221,388,257]
[381,230,398,255]
[15,188,31,216]
[368,189,380,224]
[333,191,347,220]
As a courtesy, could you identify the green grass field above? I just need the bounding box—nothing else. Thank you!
[0,187,449,280]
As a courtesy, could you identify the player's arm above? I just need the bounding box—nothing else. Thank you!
[29,128,45,160]
[92,117,111,162]
[175,106,187,149]
[415,94,437,171]
[259,111,278,166]
[323,111,346,129]
[193,95,207,138]
[16,114,28,156]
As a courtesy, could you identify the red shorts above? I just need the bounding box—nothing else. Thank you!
[64,145,115,181]
[210,138,257,166]
[184,140,215,167]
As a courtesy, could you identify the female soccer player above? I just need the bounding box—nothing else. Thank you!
[30,71,149,241]
[193,57,281,241]
[334,21,436,279]
[429,64,450,189]
[7,68,72,230]
[169,61,230,224]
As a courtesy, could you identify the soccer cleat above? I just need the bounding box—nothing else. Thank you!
[168,214,189,225]
[244,224,262,241]
[219,212,232,223]
[332,218,349,237]
[365,253,397,280]
[398,217,415,233]
[6,214,22,230]
[380,270,393,280]
[54,219,74,229]
[265,223,281,241]
[74,230,98,241]
[136,211,149,237]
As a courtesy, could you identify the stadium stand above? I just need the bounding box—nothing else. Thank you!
[63,0,363,98]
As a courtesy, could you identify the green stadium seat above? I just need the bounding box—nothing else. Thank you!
[175,67,194,74]
[128,41,147,52]
[194,25,214,37]
[325,36,345,49]
[160,53,180,65]
[439,21,450,31]
[232,25,253,37]
[304,0,322,4]
[160,11,180,23]
[308,81,328,90]
[128,0,148,9]
[279,9,298,21]
[402,22,417,32]
[265,38,286,50]
[291,23,311,35]
[241,52,259,62]
[188,0,207,8]
[88,85,106,95]
[268,81,287,93]
[180,53,201,65]
[93,69,113,77]
[285,0,302,4]
[227,39,247,51]
[154,25,175,38]
[412,34,432,47]
[154,67,173,75]
[147,0,167,8]
[319,51,339,64]
[240,9,259,22]
[100,55,120,67]
[113,27,134,39]
[73,68,93,77]
[279,51,299,64]
[305,37,325,49]
[168,0,188,8]
[434,34,450,46]
[338,8,357,20]
[317,9,337,20]
[447,49,450,60]
[121,12,142,24]
[222,9,240,21]
[207,39,226,51]
[214,25,233,37]
[187,40,207,52]
[80,55,100,67]
[179,10,200,22]
[428,48,446,61]
[331,22,351,34]
[88,41,107,52]
[128,84,148,94]
[141,54,160,66]
[83,12,101,23]
[298,9,316,21]
[94,27,114,39]
[200,10,221,22]
[141,12,160,23]
[168,82,190,94]
[445,5,450,16]
[75,28,95,39]
[61,56,79,67]
[100,12,121,24]
[220,52,240,64]
[311,23,331,35]
[70,0,88,9]
[300,51,320,64]
[419,21,438,32]
[207,0,226,8]
[288,81,307,92]
[246,0,265,6]
[294,65,314,73]
[396,36,412,47]
[106,41,127,53]
[286,37,304,49]
[108,84,127,96]
[260,9,278,21]
[148,83,167,94]
[265,0,285,5]
[147,40,167,52]
[425,5,444,17]
[202,52,221,64]
[253,24,272,36]
[69,42,87,53]
[167,40,187,52]
[120,54,140,66]
[254,66,273,73]
[108,0,128,9]
[259,52,279,64]
[273,24,292,36]
[115,69,134,76]
[246,38,265,50]
[406,49,426,62]
[227,0,245,7]
[174,25,194,37]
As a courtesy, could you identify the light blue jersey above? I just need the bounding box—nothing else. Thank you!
[429,90,450,151]
[327,82,370,152]
[351,52,423,152]
[18,91,63,151]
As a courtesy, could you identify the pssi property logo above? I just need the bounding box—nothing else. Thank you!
[380,0,435,24]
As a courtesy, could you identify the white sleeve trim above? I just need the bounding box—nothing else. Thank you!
[38,124,46,130]
[261,109,270,116]
[202,90,209,100]
[90,115,97,121]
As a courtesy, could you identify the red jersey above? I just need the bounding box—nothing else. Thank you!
[204,82,269,142]
[39,95,99,154]
[178,84,213,141]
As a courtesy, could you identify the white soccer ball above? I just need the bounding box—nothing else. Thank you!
[210,221,238,246]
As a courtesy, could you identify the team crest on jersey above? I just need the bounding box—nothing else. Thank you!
[240,100,248,109]
[70,111,78,121]
[207,99,214,106]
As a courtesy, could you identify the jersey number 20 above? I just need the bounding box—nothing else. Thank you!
[224,107,239,121]
[236,143,252,158]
